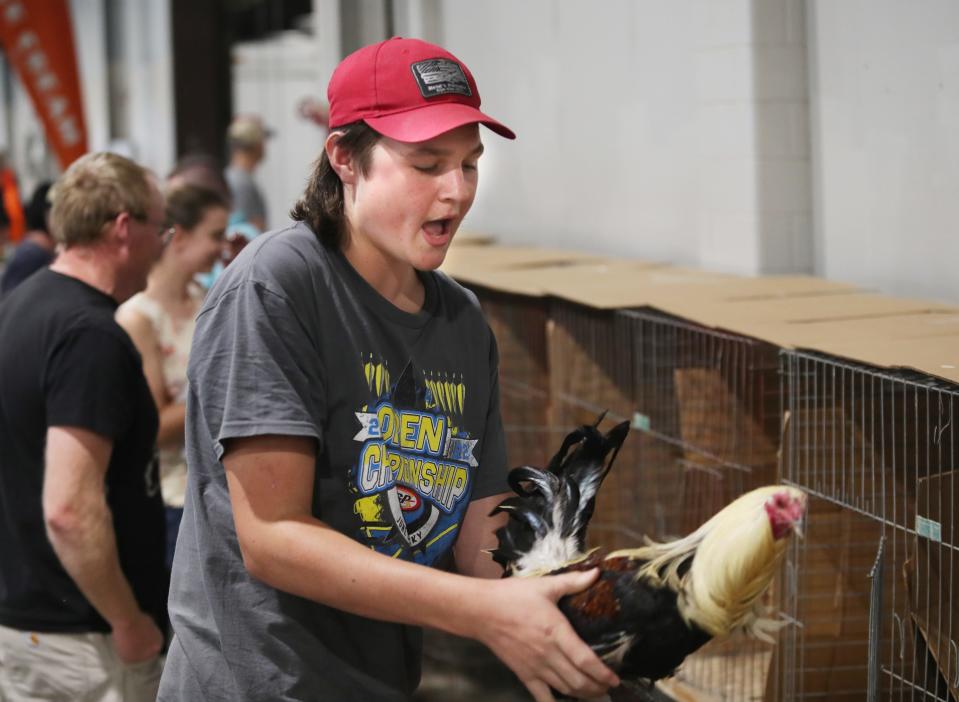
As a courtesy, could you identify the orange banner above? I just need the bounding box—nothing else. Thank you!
[0,0,88,169]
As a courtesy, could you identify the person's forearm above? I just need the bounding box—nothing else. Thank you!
[157,401,186,447]
[45,494,145,628]
[243,516,492,640]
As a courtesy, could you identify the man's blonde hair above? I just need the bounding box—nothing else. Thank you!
[50,152,153,246]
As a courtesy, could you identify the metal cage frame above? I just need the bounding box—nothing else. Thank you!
[780,350,958,702]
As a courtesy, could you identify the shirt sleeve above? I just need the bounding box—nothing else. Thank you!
[45,327,138,438]
[231,178,266,224]
[469,328,509,501]
[189,279,327,460]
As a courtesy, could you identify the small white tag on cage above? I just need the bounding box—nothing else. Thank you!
[916,515,942,542]
[631,412,651,432]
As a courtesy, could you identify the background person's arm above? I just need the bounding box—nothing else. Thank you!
[42,426,164,663]
[117,307,185,448]
[224,434,620,702]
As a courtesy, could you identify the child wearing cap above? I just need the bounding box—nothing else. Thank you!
[158,38,619,702]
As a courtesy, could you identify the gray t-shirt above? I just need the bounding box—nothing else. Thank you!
[159,222,508,701]
[224,165,267,226]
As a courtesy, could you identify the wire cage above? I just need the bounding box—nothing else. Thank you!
[779,350,959,702]
[547,303,785,700]
[624,309,783,701]
[546,300,638,548]
[472,286,553,471]
[623,309,782,539]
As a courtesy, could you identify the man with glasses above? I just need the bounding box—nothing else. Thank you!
[0,152,168,701]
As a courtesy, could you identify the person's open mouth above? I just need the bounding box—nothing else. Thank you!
[422,218,454,247]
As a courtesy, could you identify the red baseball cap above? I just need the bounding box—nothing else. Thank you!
[327,37,516,143]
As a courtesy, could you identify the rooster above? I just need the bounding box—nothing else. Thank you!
[490,416,806,687]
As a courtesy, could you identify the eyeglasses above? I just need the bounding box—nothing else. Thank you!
[129,213,173,245]
[131,214,167,238]
[104,211,173,246]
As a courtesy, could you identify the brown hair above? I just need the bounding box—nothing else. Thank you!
[289,122,380,249]
[165,183,229,230]
[167,152,231,203]
[50,152,154,247]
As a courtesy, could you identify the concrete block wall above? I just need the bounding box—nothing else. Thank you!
[808,0,959,303]
[750,0,813,274]
[438,0,813,277]
[441,1,700,266]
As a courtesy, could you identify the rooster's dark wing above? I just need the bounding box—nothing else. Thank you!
[556,554,712,682]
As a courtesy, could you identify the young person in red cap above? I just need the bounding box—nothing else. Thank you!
[158,38,619,702]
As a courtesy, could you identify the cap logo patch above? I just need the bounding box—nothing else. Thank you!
[410,59,472,99]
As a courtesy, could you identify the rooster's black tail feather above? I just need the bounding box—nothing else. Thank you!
[490,414,630,573]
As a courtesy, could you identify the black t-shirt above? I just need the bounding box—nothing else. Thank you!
[0,268,167,633]
[0,240,55,295]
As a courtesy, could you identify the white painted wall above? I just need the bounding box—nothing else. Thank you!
[232,31,328,231]
[807,0,959,303]
[436,0,812,275]
[69,0,110,157]
[120,0,176,177]
[441,1,705,267]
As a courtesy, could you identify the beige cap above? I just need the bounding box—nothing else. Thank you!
[227,115,272,146]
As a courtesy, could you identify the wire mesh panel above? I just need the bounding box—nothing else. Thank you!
[773,494,886,701]
[546,300,640,552]
[471,286,553,470]
[547,303,785,700]
[625,310,783,701]
[624,309,782,541]
[780,350,959,702]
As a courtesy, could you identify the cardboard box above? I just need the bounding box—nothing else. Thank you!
[808,333,959,386]
[439,244,607,284]
[446,229,496,247]
[716,308,959,386]
[447,241,958,383]
[762,311,959,345]
[475,258,668,296]
[544,267,750,310]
